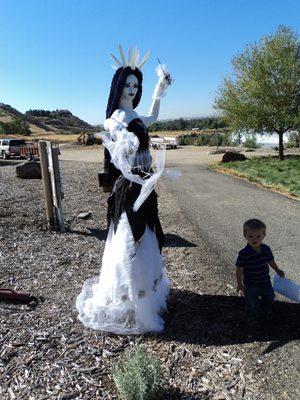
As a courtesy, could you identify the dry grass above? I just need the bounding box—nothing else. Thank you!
[32,133,79,143]
[149,131,186,137]
[0,132,79,143]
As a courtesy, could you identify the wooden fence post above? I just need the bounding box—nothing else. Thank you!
[38,140,55,229]
[52,146,65,232]
[45,140,65,232]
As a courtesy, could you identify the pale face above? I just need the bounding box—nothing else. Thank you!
[120,74,139,103]
[244,228,266,249]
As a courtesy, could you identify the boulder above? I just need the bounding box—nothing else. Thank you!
[221,151,247,163]
[16,161,42,179]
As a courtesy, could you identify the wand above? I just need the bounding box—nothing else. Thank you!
[157,57,173,86]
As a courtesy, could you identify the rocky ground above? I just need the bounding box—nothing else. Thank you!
[0,159,299,399]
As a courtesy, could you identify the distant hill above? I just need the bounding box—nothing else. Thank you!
[0,103,93,135]
[0,103,24,120]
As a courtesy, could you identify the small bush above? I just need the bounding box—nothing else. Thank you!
[113,341,165,400]
[177,131,234,146]
[0,117,31,136]
[243,135,261,149]
[287,132,299,148]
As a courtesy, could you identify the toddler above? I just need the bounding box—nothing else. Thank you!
[235,219,285,319]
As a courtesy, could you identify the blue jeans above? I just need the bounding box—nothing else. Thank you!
[244,283,275,317]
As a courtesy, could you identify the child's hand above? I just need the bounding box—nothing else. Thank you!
[277,269,285,278]
[236,285,245,297]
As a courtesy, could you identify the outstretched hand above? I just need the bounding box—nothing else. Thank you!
[153,64,173,100]
[277,269,285,278]
[159,70,173,86]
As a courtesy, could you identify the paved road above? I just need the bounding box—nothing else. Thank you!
[162,165,300,283]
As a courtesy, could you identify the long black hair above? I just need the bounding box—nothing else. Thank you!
[106,66,143,118]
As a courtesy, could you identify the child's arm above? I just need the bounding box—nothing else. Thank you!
[268,260,285,278]
[236,267,245,296]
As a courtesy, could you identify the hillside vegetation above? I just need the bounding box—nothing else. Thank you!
[0,103,93,138]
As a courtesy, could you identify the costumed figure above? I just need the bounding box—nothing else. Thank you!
[76,46,173,334]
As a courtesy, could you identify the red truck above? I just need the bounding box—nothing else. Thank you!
[19,143,40,160]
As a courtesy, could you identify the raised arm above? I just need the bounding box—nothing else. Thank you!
[139,65,173,128]
[140,97,161,128]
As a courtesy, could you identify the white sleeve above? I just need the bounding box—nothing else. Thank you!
[139,98,161,128]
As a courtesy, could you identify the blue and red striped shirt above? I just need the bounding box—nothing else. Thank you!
[235,243,274,287]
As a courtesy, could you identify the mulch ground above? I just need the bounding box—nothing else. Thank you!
[0,159,299,400]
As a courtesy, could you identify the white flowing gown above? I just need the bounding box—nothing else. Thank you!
[76,116,170,335]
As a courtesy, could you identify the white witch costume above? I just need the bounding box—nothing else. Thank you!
[76,46,173,334]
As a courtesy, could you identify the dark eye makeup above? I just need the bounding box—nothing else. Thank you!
[124,83,138,88]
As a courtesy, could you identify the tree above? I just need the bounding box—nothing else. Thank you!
[1,117,31,136]
[215,26,300,160]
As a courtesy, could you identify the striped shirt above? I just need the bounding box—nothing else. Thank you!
[235,243,274,287]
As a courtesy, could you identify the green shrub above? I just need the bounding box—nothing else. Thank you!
[0,117,31,136]
[243,135,261,149]
[113,341,165,400]
[177,131,235,146]
[287,132,299,148]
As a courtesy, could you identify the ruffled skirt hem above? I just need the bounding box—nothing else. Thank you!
[76,212,170,335]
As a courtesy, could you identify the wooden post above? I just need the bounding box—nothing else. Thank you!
[38,140,54,229]
[46,140,65,231]
[52,147,65,232]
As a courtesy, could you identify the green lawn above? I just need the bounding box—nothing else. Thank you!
[212,155,300,198]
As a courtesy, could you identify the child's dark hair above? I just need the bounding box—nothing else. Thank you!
[243,219,266,234]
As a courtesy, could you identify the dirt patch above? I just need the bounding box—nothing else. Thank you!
[0,161,299,399]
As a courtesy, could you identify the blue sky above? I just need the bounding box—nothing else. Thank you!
[0,0,299,124]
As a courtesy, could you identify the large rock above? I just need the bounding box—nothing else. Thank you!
[16,161,42,179]
[221,151,247,163]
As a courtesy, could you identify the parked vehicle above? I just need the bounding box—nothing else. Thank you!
[164,137,178,149]
[150,137,164,149]
[0,138,27,159]
[150,136,178,150]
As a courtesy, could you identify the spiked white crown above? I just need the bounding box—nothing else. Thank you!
[110,45,150,70]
